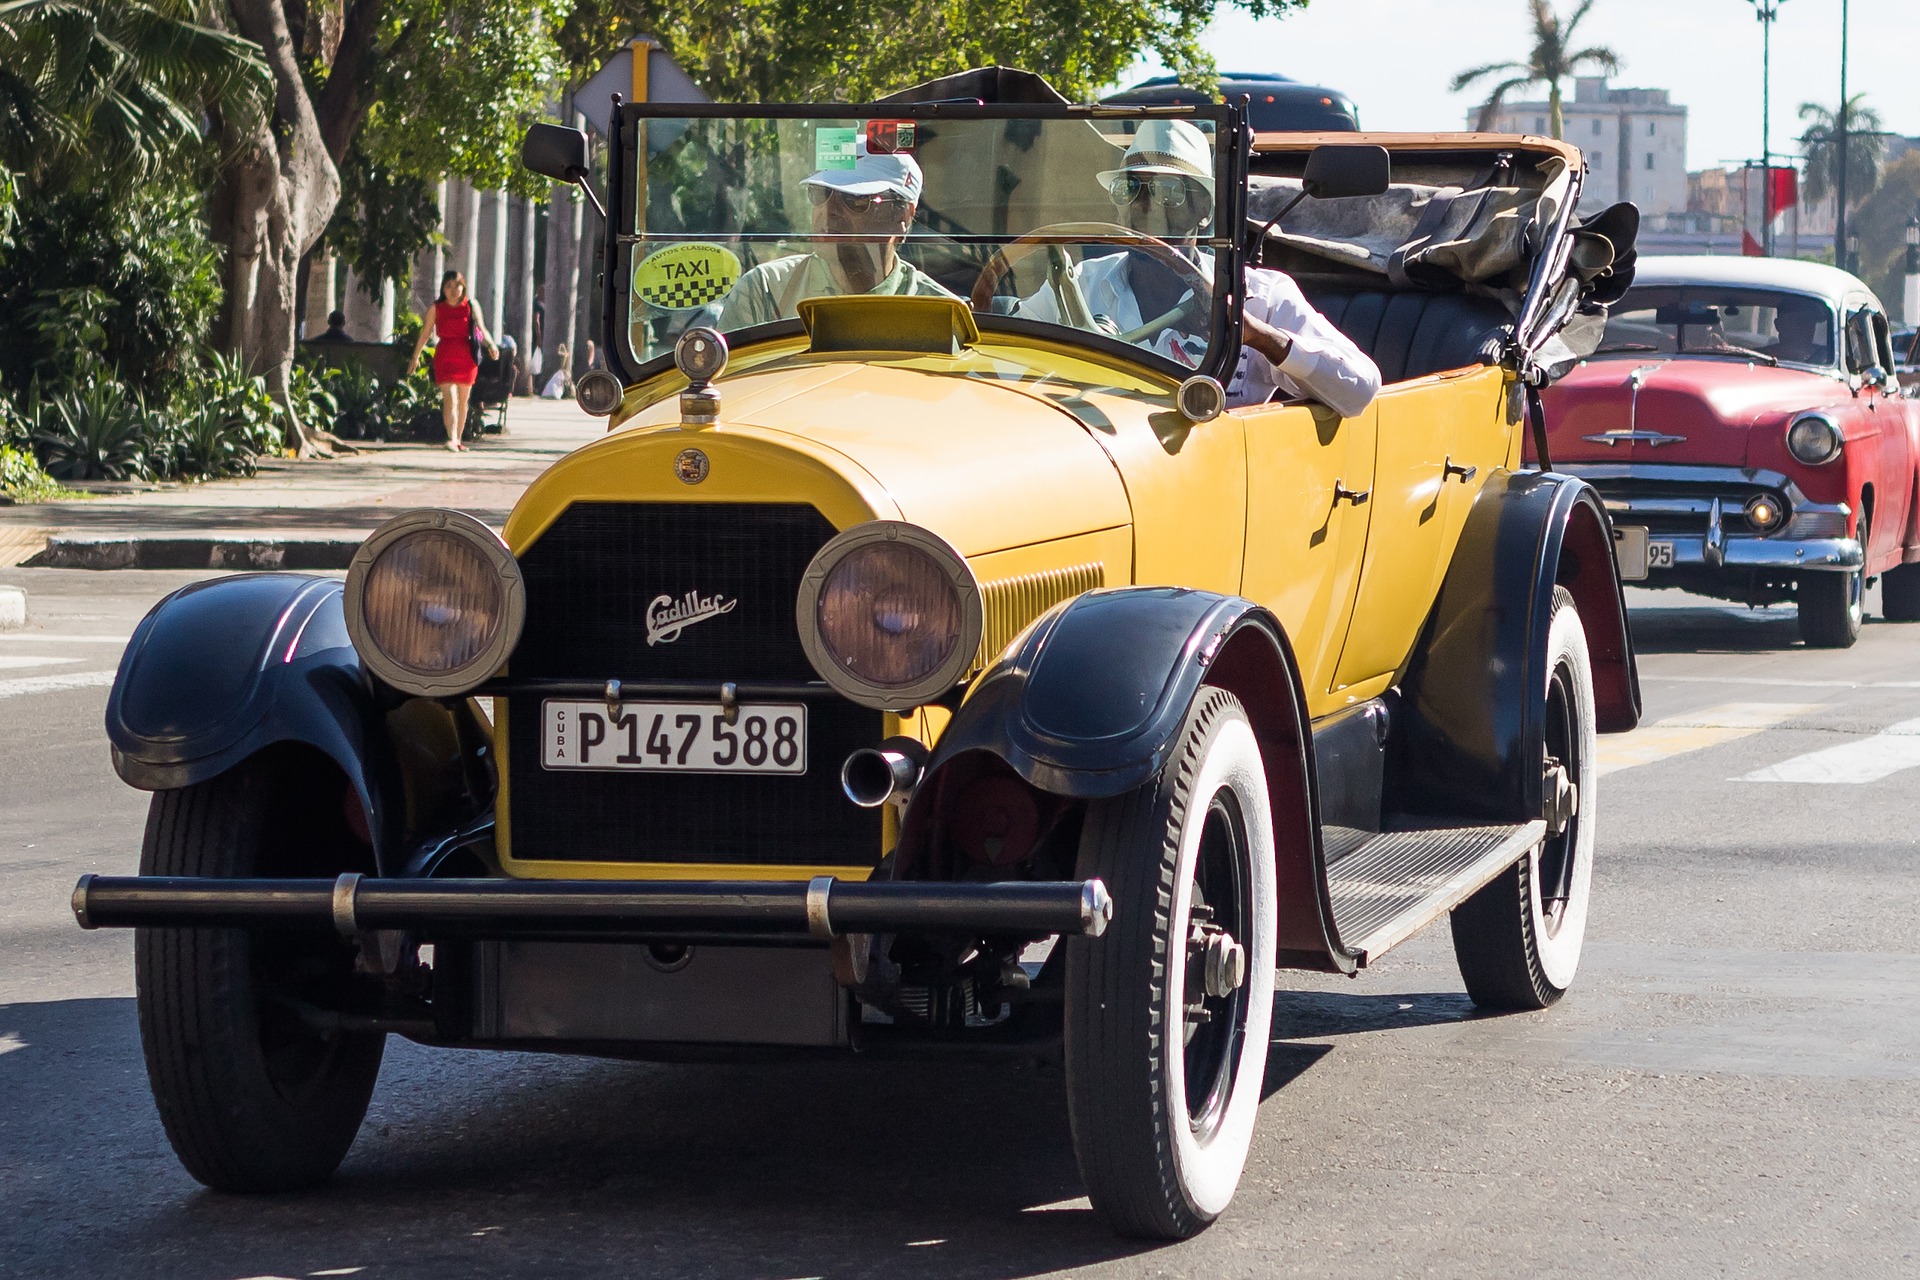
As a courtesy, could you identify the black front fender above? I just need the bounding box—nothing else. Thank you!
[927,587,1272,799]
[1393,470,1641,822]
[105,574,490,871]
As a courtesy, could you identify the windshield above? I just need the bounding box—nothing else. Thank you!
[621,108,1234,376]
[1597,286,1837,369]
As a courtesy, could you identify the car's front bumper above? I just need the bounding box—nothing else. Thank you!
[72,872,1112,941]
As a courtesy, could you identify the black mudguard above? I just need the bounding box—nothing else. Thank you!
[926,587,1271,799]
[909,587,1356,971]
[105,573,491,873]
[1393,469,1641,823]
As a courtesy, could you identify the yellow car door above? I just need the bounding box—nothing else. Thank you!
[1238,398,1378,716]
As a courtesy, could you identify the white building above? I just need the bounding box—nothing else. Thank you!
[1474,76,1688,216]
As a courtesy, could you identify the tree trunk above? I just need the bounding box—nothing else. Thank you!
[1548,84,1563,140]
[218,0,341,456]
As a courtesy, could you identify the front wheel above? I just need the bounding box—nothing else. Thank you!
[1799,515,1866,648]
[1065,688,1278,1240]
[1450,586,1597,1010]
[135,757,385,1192]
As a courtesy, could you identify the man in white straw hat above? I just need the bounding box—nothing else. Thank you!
[703,134,958,329]
[1018,118,1379,417]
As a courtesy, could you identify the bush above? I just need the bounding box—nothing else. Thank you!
[1,444,65,503]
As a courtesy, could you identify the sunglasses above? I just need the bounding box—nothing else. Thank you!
[806,187,911,216]
[1108,174,1204,208]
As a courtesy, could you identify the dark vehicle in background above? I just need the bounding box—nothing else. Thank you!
[1102,72,1359,132]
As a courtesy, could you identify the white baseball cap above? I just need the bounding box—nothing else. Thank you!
[802,136,924,203]
[1097,118,1216,199]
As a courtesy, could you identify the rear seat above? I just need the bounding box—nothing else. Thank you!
[1306,289,1512,384]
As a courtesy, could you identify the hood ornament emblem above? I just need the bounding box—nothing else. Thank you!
[674,448,710,484]
[646,590,738,646]
[1581,429,1688,447]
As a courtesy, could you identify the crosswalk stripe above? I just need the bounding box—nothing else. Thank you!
[0,634,132,645]
[1598,702,1822,777]
[0,670,116,700]
[1643,675,1920,690]
[1736,717,1920,784]
[0,655,82,670]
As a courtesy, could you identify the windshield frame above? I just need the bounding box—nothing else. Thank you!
[601,97,1249,391]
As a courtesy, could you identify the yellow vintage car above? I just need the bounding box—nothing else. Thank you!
[78,71,1641,1240]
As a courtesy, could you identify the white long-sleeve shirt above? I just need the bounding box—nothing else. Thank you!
[1015,251,1381,418]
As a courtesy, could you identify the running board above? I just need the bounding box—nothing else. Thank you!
[1326,819,1547,966]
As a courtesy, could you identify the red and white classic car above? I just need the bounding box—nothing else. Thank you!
[1539,255,1920,647]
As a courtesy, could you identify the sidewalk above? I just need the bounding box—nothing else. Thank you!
[0,399,603,569]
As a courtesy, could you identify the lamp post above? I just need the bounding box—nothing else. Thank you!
[1846,233,1859,276]
[1835,0,1851,268]
[1903,214,1919,324]
[1747,0,1788,256]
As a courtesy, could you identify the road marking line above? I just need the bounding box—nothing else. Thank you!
[1643,675,1920,689]
[1737,716,1920,784]
[0,670,116,699]
[1598,702,1822,777]
[0,634,132,644]
[0,655,82,670]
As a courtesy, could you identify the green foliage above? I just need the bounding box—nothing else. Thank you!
[0,0,268,200]
[1848,152,1920,307]
[1799,96,1885,211]
[556,0,1302,106]
[0,444,67,502]
[29,381,155,480]
[322,145,445,302]
[1451,0,1619,136]
[0,183,223,405]
[359,0,565,193]
[176,350,285,476]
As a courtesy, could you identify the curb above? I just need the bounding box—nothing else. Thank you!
[0,584,23,629]
[24,537,361,571]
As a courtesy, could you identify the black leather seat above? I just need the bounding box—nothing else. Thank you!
[1307,289,1512,384]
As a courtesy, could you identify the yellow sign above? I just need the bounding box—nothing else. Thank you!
[633,243,740,312]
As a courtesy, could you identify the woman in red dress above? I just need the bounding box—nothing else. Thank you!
[406,271,499,452]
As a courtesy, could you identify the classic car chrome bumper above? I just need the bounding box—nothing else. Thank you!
[1558,462,1861,576]
[72,873,1113,940]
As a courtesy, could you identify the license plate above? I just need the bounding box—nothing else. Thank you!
[1613,525,1672,581]
[541,700,807,775]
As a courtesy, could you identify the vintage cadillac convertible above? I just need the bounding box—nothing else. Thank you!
[75,72,1640,1239]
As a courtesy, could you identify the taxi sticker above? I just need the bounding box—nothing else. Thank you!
[631,242,741,312]
[815,126,859,171]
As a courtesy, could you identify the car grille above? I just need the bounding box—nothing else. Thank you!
[503,501,884,868]
[1588,477,1787,538]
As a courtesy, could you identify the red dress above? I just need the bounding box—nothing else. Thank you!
[429,299,479,386]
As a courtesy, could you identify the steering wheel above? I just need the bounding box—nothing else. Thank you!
[969,221,1214,345]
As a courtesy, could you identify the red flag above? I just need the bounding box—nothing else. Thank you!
[1768,166,1799,215]
[1742,230,1765,257]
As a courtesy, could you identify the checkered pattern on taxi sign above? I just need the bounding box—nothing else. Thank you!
[633,243,741,312]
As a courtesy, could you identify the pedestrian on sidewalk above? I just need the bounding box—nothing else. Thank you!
[406,271,499,453]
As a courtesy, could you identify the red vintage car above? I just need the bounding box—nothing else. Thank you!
[1539,255,1920,647]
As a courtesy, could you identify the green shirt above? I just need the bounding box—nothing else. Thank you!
[702,252,958,329]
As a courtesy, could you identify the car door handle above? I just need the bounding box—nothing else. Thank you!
[1443,457,1477,483]
[1333,481,1370,506]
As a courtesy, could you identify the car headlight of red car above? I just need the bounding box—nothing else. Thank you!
[344,509,525,697]
[797,521,983,711]
[1785,413,1843,466]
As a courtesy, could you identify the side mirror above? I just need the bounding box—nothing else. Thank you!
[1302,144,1391,200]
[522,123,590,183]
[1864,365,1891,391]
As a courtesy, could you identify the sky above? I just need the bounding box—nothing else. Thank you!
[1116,0,1920,174]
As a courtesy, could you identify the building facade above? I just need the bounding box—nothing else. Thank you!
[1474,76,1688,217]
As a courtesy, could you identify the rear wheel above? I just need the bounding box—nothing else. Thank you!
[1880,561,1920,622]
[1065,688,1277,1240]
[135,757,385,1192]
[1451,587,1597,1010]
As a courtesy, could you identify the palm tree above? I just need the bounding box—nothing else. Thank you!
[1798,95,1885,210]
[1452,0,1621,137]
[0,0,267,199]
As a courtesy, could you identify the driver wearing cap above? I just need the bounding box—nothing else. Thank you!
[701,136,958,329]
[1017,119,1379,417]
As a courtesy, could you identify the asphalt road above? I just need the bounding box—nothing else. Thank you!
[2,568,1916,1278]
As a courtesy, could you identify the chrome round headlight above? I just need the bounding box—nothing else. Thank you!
[1786,413,1843,466]
[575,369,624,416]
[796,522,982,710]
[344,509,524,697]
